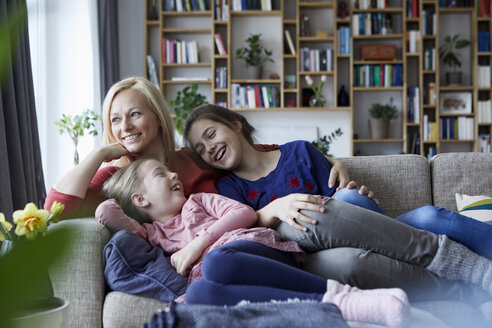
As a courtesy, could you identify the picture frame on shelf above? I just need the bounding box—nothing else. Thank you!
[439,92,472,115]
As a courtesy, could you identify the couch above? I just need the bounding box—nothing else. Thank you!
[48,152,492,328]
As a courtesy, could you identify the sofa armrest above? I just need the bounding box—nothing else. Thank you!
[49,218,112,328]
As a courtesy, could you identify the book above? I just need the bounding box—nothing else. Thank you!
[284,30,296,55]
[214,33,227,55]
[146,55,159,87]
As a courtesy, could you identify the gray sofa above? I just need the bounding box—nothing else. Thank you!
[49,152,492,328]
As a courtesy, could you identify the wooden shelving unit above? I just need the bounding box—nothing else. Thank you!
[143,0,491,156]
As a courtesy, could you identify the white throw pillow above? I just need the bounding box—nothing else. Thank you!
[455,193,492,222]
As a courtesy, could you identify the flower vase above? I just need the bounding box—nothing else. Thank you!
[309,95,326,107]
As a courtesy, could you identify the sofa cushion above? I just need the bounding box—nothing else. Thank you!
[103,230,188,302]
[455,193,492,223]
[340,155,432,217]
[431,153,492,211]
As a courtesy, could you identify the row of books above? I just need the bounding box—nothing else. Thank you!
[478,100,492,124]
[300,48,333,72]
[423,115,438,141]
[439,0,473,7]
[406,30,420,53]
[406,0,419,18]
[409,133,420,154]
[352,13,393,36]
[477,0,491,17]
[215,0,229,20]
[422,11,436,36]
[215,66,227,89]
[423,48,436,71]
[354,0,388,9]
[407,87,420,124]
[478,32,491,52]
[162,38,199,64]
[479,134,491,153]
[441,117,474,140]
[284,30,296,55]
[230,84,279,109]
[162,0,207,12]
[231,0,271,11]
[478,66,491,88]
[338,27,350,55]
[354,64,403,87]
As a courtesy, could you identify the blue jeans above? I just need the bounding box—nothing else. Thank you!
[186,241,326,305]
[396,205,492,259]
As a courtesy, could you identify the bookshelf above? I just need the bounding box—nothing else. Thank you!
[144,0,492,156]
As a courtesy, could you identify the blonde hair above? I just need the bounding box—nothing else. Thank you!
[101,77,175,167]
[102,159,151,224]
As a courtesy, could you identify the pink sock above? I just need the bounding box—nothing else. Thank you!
[326,279,409,304]
[322,287,410,327]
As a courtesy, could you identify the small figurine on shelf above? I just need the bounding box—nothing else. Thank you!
[149,0,158,20]
[338,1,348,19]
[337,85,349,107]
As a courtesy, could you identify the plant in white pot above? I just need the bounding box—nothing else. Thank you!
[439,34,470,86]
[236,33,273,79]
[368,98,398,139]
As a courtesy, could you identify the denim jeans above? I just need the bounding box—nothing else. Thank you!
[396,205,492,259]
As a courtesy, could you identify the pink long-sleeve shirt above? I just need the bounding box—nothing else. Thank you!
[96,193,304,284]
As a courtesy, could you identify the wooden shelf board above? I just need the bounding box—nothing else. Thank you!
[231,79,281,84]
[406,52,420,57]
[283,54,297,58]
[353,139,404,143]
[299,36,335,42]
[214,89,228,93]
[214,55,229,59]
[439,8,474,14]
[423,140,438,144]
[230,10,282,16]
[162,80,211,84]
[162,28,211,33]
[161,10,212,16]
[406,123,420,126]
[283,19,297,25]
[478,88,492,91]
[336,18,350,23]
[423,70,437,74]
[440,113,475,117]
[440,139,474,143]
[478,52,492,56]
[232,107,283,112]
[477,17,492,22]
[214,20,228,25]
[423,35,436,39]
[406,18,420,22]
[337,54,351,58]
[478,122,492,126]
[354,34,404,39]
[423,104,437,108]
[284,89,298,93]
[146,20,159,26]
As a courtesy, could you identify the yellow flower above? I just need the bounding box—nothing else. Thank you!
[0,212,13,242]
[13,203,49,240]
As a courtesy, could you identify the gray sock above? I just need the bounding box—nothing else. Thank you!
[426,235,492,295]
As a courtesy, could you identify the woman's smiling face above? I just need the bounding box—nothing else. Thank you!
[187,118,244,171]
[110,89,162,157]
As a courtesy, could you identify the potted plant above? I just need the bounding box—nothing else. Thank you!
[439,34,470,86]
[311,128,343,157]
[54,109,100,166]
[169,84,208,135]
[236,33,274,79]
[368,98,398,139]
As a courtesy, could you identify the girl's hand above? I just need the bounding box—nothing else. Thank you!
[326,157,350,189]
[344,181,380,206]
[170,236,210,276]
[256,194,326,232]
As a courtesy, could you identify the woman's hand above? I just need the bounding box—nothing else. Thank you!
[325,157,350,189]
[344,181,380,206]
[256,194,326,232]
[100,143,131,162]
[170,236,209,276]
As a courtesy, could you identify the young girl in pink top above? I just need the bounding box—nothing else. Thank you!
[97,158,410,327]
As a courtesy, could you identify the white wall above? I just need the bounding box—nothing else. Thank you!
[116,1,352,157]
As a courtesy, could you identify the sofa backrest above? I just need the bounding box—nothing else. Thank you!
[340,155,432,218]
[431,152,492,211]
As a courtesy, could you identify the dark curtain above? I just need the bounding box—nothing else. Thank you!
[98,0,120,103]
[0,0,46,220]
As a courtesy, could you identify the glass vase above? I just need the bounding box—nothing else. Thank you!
[309,95,326,107]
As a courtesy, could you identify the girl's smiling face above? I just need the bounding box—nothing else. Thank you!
[110,89,163,158]
[187,118,245,171]
[136,159,187,223]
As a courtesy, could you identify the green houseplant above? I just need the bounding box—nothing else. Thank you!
[311,128,343,157]
[170,84,208,135]
[439,34,470,86]
[368,98,397,139]
[54,109,100,165]
[236,33,274,79]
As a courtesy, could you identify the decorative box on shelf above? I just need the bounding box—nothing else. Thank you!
[361,45,397,60]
